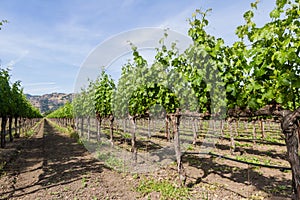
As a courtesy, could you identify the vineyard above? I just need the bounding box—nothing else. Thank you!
[47,0,300,199]
[0,68,42,148]
[1,0,300,199]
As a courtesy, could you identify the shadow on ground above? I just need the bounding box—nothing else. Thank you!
[0,119,107,199]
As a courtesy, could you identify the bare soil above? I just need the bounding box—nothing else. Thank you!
[0,120,138,200]
[0,119,293,199]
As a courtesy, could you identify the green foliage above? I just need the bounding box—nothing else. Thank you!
[0,68,11,116]
[94,71,115,118]
[97,152,125,171]
[47,101,73,118]
[0,68,41,118]
[49,0,299,123]
[71,70,116,121]
[185,9,227,115]
[114,37,196,118]
[234,0,300,110]
[136,178,190,200]
[24,129,35,138]
[0,20,8,30]
[128,83,180,115]
[183,0,299,113]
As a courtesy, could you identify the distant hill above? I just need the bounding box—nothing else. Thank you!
[26,93,73,114]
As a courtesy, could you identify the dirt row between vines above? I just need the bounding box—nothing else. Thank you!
[0,119,293,199]
[0,119,138,199]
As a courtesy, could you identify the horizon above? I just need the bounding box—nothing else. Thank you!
[25,92,74,96]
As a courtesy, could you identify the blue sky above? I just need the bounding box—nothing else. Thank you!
[0,0,275,95]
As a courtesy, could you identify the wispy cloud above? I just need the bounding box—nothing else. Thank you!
[25,86,61,95]
[0,0,276,95]
[6,50,29,69]
[23,82,56,87]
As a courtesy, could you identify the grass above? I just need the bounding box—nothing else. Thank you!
[136,178,190,200]
[263,136,285,145]
[234,154,281,169]
[24,129,35,137]
[186,144,195,151]
[81,177,88,188]
[0,161,6,176]
[235,155,261,164]
[21,118,44,138]
[47,118,289,198]
[97,151,126,172]
[47,119,80,142]
[122,133,131,139]
[235,141,252,147]
[264,184,291,195]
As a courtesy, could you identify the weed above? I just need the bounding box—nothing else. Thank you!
[265,184,291,195]
[97,152,125,172]
[186,144,195,151]
[201,191,209,200]
[24,129,35,137]
[264,136,284,144]
[47,120,81,143]
[70,131,79,140]
[0,161,6,176]
[123,133,131,139]
[82,177,88,188]
[132,173,139,179]
[136,178,189,200]
[50,191,59,195]
[235,155,260,165]
[235,142,252,147]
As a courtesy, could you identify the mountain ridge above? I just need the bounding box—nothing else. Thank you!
[26,92,73,114]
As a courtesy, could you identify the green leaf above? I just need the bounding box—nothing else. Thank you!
[270,9,281,18]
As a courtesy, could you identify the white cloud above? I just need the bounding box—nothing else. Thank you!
[0,0,277,95]
[23,82,56,87]
[24,86,61,95]
[158,7,193,36]
[5,50,29,69]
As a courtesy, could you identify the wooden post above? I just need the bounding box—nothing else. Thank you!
[130,116,137,163]
[147,117,151,139]
[192,118,197,145]
[235,119,239,136]
[252,120,256,145]
[165,116,170,141]
[14,116,19,138]
[170,109,186,185]
[228,118,235,154]
[8,116,13,142]
[109,114,114,144]
[97,118,101,142]
[260,119,265,139]
[220,119,224,137]
[80,117,84,137]
[1,116,7,148]
[87,116,90,141]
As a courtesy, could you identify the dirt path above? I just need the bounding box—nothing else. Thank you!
[0,119,293,199]
[0,119,138,200]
